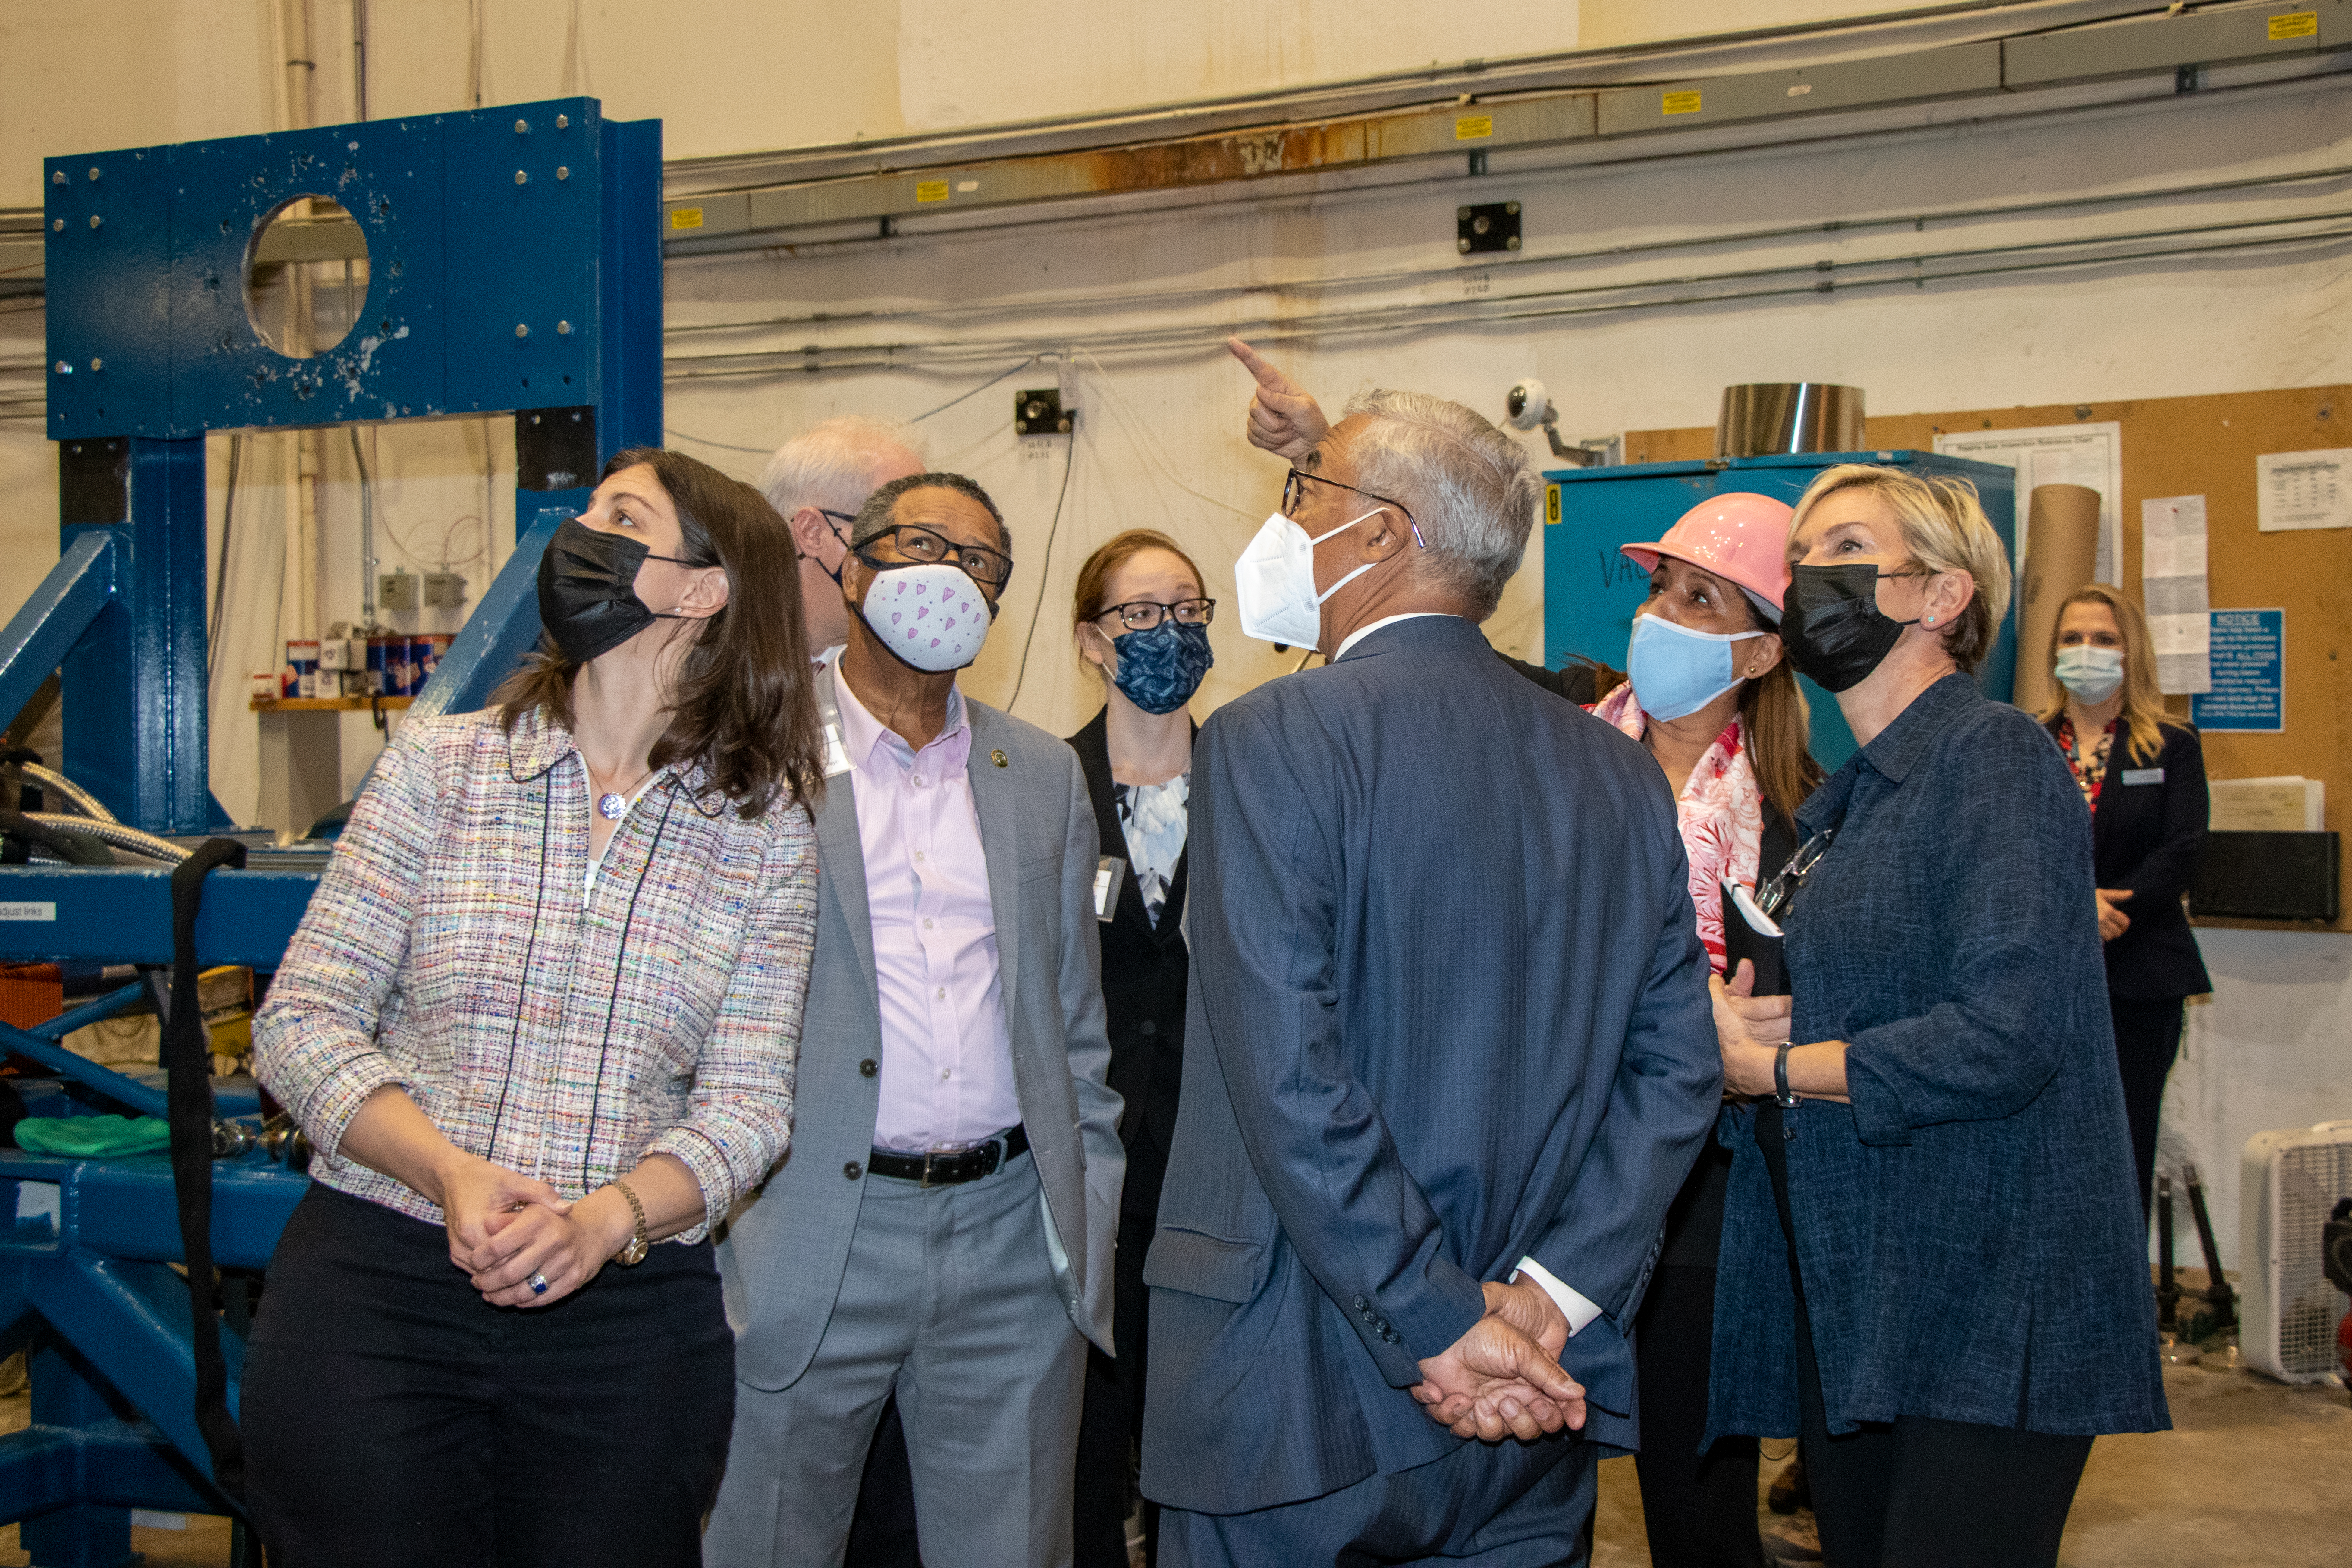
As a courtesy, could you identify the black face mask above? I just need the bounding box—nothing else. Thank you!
[1778,562,1921,693]
[535,517,698,665]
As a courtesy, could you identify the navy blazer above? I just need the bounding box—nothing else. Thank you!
[1139,615,1720,1515]
[1708,676,2168,1444]
[2044,716,2211,1000]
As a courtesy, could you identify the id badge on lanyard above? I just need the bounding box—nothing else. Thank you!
[814,654,855,779]
[1093,856,1127,923]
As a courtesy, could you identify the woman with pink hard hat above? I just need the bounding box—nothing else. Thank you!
[1600,490,1824,1568]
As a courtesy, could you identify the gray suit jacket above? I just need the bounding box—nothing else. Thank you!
[718,666,1124,1389]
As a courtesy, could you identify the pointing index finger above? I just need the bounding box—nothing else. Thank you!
[1227,336,1296,395]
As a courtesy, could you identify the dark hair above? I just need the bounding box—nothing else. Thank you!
[1071,529,1206,637]
[849,471,1012,554]
[494,446,823,820]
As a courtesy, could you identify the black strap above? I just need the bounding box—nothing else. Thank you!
[164,837,249,1505]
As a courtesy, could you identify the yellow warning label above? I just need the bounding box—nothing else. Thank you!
[915,179,951,204]
[669,207,704,230]
[1545,485,1562,527]
[1662,91,1703,116]
[2267,11,2317,39]
[1455,114,1495,141]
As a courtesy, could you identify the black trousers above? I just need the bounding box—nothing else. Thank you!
[243,1182,735,1568]
[1755,1105,2092,1568]
[1633,1263,1766,1568]
[2110,993,2185,1221]
[1073,1184,1161,1565]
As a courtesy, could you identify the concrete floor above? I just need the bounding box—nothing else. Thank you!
[1593,1361,2352,1568]
[0,1361,2343,1565]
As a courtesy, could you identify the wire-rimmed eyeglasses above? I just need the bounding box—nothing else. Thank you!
[1755,827,1836,921]
[1282,468,1427,549]
[1092,598,1216,632]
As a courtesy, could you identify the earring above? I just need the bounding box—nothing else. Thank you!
[1924,615,1936,625]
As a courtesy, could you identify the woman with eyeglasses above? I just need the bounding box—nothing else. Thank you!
[245,448,824,1566]
[1707,465,2166,1568]
[2037,584,2210,1222]
[1063,529,1215,1568]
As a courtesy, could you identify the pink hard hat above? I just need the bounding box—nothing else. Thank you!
[1620,492,1795,621]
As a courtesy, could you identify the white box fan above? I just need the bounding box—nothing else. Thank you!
[2241,1119,2352,1383]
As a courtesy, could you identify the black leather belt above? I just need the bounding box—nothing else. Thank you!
[868,1125,1029,1188]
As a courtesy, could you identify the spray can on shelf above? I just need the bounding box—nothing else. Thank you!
[283,640,319,699]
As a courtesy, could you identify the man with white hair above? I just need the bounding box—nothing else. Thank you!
[760,415,929,657]
[1140,382,1721,1561]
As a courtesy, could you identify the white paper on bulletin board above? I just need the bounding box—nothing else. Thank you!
[2255,448,2352,531]
[1933,423,2123,584]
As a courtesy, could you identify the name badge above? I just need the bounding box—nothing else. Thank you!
[820,720,854,779]
[2121,767,2164,786]
[1093,856,1127,923]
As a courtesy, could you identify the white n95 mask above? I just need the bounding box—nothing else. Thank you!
[1232,509,1381,650]
[857,561,995,672]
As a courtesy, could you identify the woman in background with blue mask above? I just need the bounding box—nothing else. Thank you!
[1064,528,1215,1568]
[1595,494,1823,1568]
[2038,584,2209,1221]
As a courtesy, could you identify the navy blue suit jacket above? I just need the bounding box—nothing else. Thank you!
[1138,615,1720,1515]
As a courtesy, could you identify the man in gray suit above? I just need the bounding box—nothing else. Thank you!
[1141,391,1721,1562]
[707,472,1124,1568]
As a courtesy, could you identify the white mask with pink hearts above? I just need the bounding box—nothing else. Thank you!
[856,561,995,672]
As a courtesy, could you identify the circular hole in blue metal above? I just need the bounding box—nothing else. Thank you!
[244,195,371,359]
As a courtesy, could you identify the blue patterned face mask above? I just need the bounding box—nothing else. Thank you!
[1110,621,1215,715]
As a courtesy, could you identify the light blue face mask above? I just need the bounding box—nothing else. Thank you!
[1625,613,1766,721]
[2054,644,2124,704]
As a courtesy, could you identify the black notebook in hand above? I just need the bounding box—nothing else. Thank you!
[1721,881,1788,997]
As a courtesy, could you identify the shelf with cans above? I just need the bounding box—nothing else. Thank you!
[261,629,455,706]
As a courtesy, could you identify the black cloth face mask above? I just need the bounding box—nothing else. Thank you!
[1778,562,1922,693]
[536,516,699,665]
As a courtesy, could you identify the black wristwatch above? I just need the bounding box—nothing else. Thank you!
[1774,1043,1800,1110]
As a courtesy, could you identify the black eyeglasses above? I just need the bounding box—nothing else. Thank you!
[855,523,1015,587]
[1281,468,1426,549]
[1094,598,1216,632]
[1755,827,1836,921]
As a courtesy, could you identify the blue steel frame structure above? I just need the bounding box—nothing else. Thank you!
[0,98,660,1565]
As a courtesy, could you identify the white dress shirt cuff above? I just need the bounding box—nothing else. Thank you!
[1510,1256,1605,1337]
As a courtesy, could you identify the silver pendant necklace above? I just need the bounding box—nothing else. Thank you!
[594,766,655,821]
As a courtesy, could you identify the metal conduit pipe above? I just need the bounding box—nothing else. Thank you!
[2,761,119,824]
[662,211,2352,379]
[23,814,192,864]
[664,161,2352,339]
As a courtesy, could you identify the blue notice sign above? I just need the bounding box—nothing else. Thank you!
[2193,609,2284,732]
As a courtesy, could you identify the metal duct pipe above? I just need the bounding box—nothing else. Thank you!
[23,814,191,864]
[3,760,118,824]
[1715,383,1867,459]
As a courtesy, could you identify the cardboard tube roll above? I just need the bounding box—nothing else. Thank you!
[2015,483,2102,712]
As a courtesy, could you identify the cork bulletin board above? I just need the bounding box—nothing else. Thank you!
[1627,385,2349,932]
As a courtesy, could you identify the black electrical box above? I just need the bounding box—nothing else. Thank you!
[2189,831,2341,922]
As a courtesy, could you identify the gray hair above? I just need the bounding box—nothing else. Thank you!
[757,415,929,519]
[1340,390,1539,619]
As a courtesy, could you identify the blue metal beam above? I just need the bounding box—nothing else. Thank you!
[406,507,563,723]
[9,1253,245,1483]
[0,867,317,968]
[0,532,113,737]
[0,1025,167,1123]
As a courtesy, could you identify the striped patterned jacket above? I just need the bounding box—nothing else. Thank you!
[253,705,819,1243]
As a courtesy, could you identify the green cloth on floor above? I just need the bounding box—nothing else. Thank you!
[12,1114,172,1156]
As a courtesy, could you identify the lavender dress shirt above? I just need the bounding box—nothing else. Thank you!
[833,668,1023,1153]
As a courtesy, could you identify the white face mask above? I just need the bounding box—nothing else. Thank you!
[856,561,995,672]
[2054,644,2125,704]
[1232,509,1382,650]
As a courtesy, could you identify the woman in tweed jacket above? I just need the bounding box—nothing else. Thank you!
[245,448,826,1568]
